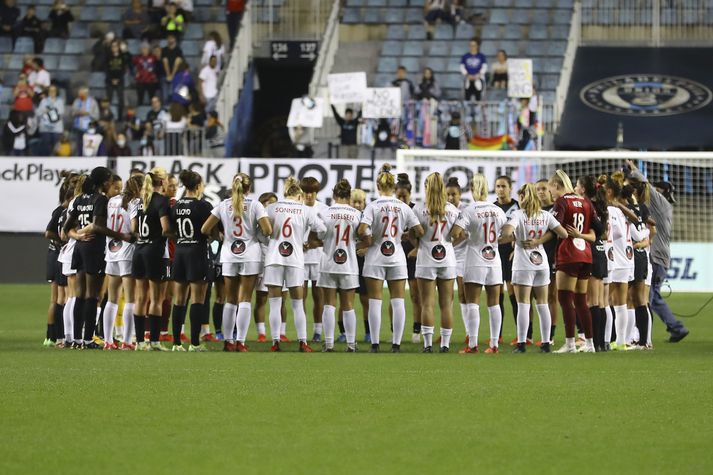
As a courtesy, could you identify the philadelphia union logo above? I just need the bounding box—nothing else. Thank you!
[580,75,712,116]
[333,249,347,264]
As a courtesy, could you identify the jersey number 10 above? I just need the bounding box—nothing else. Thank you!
[176,217,195,240]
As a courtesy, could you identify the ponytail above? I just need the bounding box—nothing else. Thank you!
[82,166,112,195]
[123,175,144,210]
[550,169,574,194]
[141,167,167,209]
[232,173,251,215]
[376,163,395,192]
[519,183,541,218]
[471,173,488,201]
[332,178,352,200]
[425,172,446,224]
[283,176,302,199]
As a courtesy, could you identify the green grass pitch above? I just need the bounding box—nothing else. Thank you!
[1,283,712,474]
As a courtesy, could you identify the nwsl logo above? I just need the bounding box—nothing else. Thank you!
[626,246,634,260]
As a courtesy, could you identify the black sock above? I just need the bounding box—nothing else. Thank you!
[590,306,601,348]
[610,306,617,342]
[212,302,223,333]
[189,303,203,346]
[526,319,533,340]
[364,319,370,334]
[413,322,421,334]
[46,323,52,340]
[509,293,518,325]
[550,324,556,340]
[73,297,85,342]
[635,305,649,345]
[338,321,345,334]
[134,315,146,342]
[82,298,98,342]
[499,293,505,336]
[172,305,187,346]
[54,304,64,341]
[148,314,161,342]
[599,307,607,347]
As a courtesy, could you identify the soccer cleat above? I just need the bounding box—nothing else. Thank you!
[578,343,596,353]
[43,338,53,347]
[554,343,577,354]
[603,343,611,351]
[322,346,335,353]
[135,342,150,351]
[512,343,526,353]
[346,345,356,353]
[369,344,380,353]
[71,341,83,349]
[159,333,172,342]
[509,337,518,346]
[85,341,101,350]
[464,335,470,345]
[364,333,371,344]
[391,344,401,353]
[120,342,136,351]
[539,343,551,353]
[484,346,499,354]
[337,333,347,343]
[280,334,291,343]
[575,336,586,347]
[223,341,237,352]
[201,333,218,343]
[439,346,450,353]
[149,342,169,352]
[188,344,207,352]
[311,333,322,343]
[609,342,618,351]
[172,345,186,352]
[299,341,314,353]
[54,341,67,349]
[257,334,267,343]
[422,346,433,353]
[459,346,479,354]
[270,341,281,352]
[214,332,224,341]
[411,333,420,344]
[103,342,118,351]
[235,342,249,353]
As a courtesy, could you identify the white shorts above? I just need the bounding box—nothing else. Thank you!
[512,269,550,287]
[263,265,304,288]
[463,266,503,286]
[256,273,287,293]
[317,272,359,290]
[105,260,132,277]
[223,261,263,277]
[456,260,465,278]
[610,267,634,284]
[645,260,653,286]
[363,265,408,281]
[304,263,320,282]
[415,266,457,280]
[62,262,76,276]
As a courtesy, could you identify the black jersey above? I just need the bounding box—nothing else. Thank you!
[46,205,64,252]
[541,203,557,268]
[170,197,213,247]
[628,202,650,254]
[69,193,109,250]
[495,198,519,272]
[135,192,170,246]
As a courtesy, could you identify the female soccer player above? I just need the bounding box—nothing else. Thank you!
[264,177,324,352]
[494,175,520,344]
[44,177,71,347]
[131,167,172,351]
[160,174,179,342]
[358,164,423,353]
[394,174,422,344]
[548,170,598,354]
[446,176,470,344]
[315,179,362,352]
[350,188,371,342]
[500,183,567,353]
[63,167,132,349]
[459,174,507,354]
[103,175,142,350]
[202,173,272,351]
[632,180,656,347]
[57,174,84,347]
[536,178,558,344]
[169,170,214,351]
[413,172,464,353]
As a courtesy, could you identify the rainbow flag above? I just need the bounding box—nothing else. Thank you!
[468,134,511,150]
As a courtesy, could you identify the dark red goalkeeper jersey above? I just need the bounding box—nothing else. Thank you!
[552,193,595,265]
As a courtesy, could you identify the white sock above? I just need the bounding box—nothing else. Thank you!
[460,303,469,336]
[566,336,575,348]
[236,302,251,343]
[516,302,530,343]
[604,306,613,343]
[222,303,237,343]
[322,305,336,347]
[422,325,434,348]
[122,302,134,344]
[292,299,307,342]
[440,327,453,348]
[95,306,102,327]
[535,304,551,345]
[614,305,628,346]
[314,322,323,336]
[63,296,75,342]
[268,297,282,342]
[466,303,479,348]
[200,324,210,336]
[103,302,118,345]
[391,298,406,345]
[343,309,357,345]
[646,306,653,346]
[488,305,502,348]
[627,308,636,343]
[368,299,382,345]
[280,321,287,336]
[257,322,266,335]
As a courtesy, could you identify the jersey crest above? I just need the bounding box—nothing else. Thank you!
[333,249,348,265]
[431,244,446,261]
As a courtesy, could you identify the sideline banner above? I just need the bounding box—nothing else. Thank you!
[667,243,713,293]
[0,156,106,232]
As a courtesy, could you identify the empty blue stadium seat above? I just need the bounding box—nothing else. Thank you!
[490,9,509,24]
[65,38,88,54]
[367,0,387,6]
[542,57,563,74]
[0,37,13,53]
[426,57,446,73]
[382,40,403,56]
[0,105,10,121]
[540,74,559,91]
[182,40,201,56]
[14,37,35,53]
[511,10,529,24]
[9,55,24,69]
[403,41,423,56]
[550,25,569,39]
[532,10,550,24]
[377,56,398,73]
[89,72,105,89]
[503,24,522,39]
[58,55,79,71]
[43,39,66,54]
[372,73,392,87]
[446,59,462,74]
[71,22,89,38]
[455,23,474,40]
[428,41,449,56]
[514,0,534,7]
[185,23,204,40]
[43,55,59,71]
[0,87,13,104]
[385,8,403,24]
[386,24,406,39]
[388,0,408,6]
[399,57,420,72]
[342,8,362,24]
[364,9,382,24]
[557,0,573,7]
[480,42,497,57]
[552,10,572,24]
[526,41,546,56]
[684,8,699,26]
[547,41,566,55]
[407,24,426,40]
[434,24,454,40]
[481,25,500,40]
[443,73,462,90]
[405,7,423,23]
[529,26,548,40]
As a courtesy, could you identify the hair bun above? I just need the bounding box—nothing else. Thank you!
[397,173,410,184]
[446,176,460,188]
[380,163,393,174]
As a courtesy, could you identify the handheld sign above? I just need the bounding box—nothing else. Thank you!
[287,97,325,128]
[362,87,402,119]
[507,58,534,98]
[328,72,368,104]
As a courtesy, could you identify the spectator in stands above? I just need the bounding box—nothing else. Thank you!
[491,49,508,89]
[123,0,151,40]
[170,62,195,109]
[515,97,534,150]
[133,42,159,106]
[98,97,114,127]
[201,31,225,70]
[91,31,115,72]
[17,4,43,53]
[460,38,487,101]
[108,132,132,157]
[3,110,28,155]
[148,0,166,25]
[124,106,142,139]
[82,120,103,157]
[187,101,205,128]
[177,0,193,21]
[330,104,360,159]
[198,55,218,112]
[225,0,245,48]
[450,0,465,24]
[53,131,72,156]
[37,84,64,155]
[20,54,34,75]
[12,73,34,116]
[161,2,184,40]
[443,111,471,150]
[28,57,50,98]
[424,0,449,40]
[47,0,73,39]
[71,86,99,141]
[146,95,168,153]
[392,65,414,104]
[139,121,156,155]
[161,33,183,100]
[416,67,441,100]
[205,110,224,157]
[106,40,129,119]
[0,0,19,41]
[165,101,187,154]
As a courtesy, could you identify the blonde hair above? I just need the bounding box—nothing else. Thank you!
[283,176,303,198]
[550,169,575,194]
[519,183,541,218]
[425,172,447,224]
[350,188,366,202]
[73,175,87,198]
[471,174,488,201]
[141,167,168,209]
[376,163,395,192]
[231,173,251,216]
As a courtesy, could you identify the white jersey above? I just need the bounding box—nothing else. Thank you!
[58,197,77,265]
[460,201,507,268]
[317,204,361,275]
[413,202,462,268]
[105,195,135,262]
[304,201,329,265]
[360,196,420,268]
[507,209,560,271]
[607,206,634,271]
[453,202,469,263]
[265,199,325,268]
[211,197,267,264]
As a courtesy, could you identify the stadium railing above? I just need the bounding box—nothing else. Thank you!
[555,1,581,125]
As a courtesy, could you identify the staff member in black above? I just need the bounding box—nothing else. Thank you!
[131,167,172,351]
[169,170,213,351]
[331,105,361,159]
[63,167,132,349]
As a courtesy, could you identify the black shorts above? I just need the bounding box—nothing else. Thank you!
[72,242,105,276]
[356,255,366,295]
[46,249,59,282]
[172,246,209,283]
[164,258,172,281]
[406,257,416,281]
[591,242,608,280]
[133,242,165,281]
[499,245,513,282]
[632,250,648,282]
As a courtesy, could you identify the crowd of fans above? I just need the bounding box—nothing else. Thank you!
[0,0,238,157]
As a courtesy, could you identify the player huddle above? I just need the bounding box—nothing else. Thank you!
[42,162,656,354]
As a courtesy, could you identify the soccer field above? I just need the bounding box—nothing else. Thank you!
[0,284,712,474]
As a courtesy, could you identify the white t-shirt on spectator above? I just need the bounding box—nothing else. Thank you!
[199,65,218,100]
[82,132,103,157]
[166,117,187,133]
[29,69,51,94]
[201,39,225,70]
